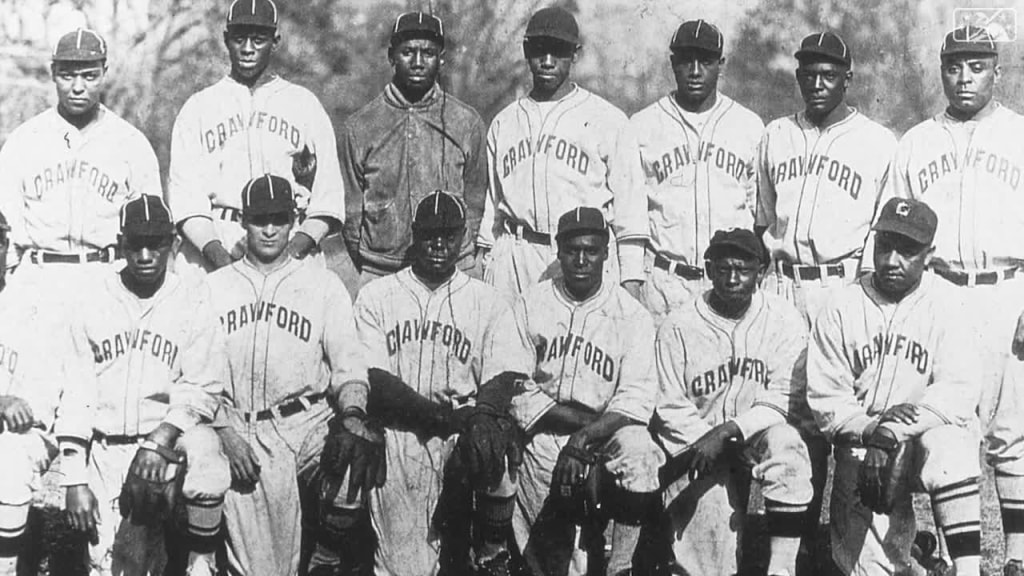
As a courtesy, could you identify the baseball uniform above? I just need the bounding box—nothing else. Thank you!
[653,290,813,576]
[757,110,896,323]
[69,269,230,576]
[477,86,647,294]
[622,92,763,320]
[167,75,344,272]
[482,276,660,576]
[206,255,366,576]
[808,272,982,575]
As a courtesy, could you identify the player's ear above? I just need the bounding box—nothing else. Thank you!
[571,45,581,64]
[993,59,1002,85]
[270,33,281,53]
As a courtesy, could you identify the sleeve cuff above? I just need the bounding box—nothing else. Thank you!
[298,217,331,244]
[57,440,89,487]
[163,407,200,433]
[333,379,370,412]
[617,240,646,282]
[731,405,786,440]
[833,413,877,445]
[512,393,557,433]
[180,216,217,250]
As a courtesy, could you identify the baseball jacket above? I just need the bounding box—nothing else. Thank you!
[341,83,487,275]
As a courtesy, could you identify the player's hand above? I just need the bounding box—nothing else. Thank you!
[65,484,100,545]
[202,240,235,270]
[0,395,34,433]
[689,423,739,477]
[129,445,170,483]
[858,445,891,507]
[621,279,643,302]
[552,438,595,497]
[217,427,261,491]
[287,231,317,260]
[879,403,919,426]
[1013,311,1024,361]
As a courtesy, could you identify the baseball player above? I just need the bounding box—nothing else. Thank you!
[883,26,1024,575]
[756,31,897,324]
[341,12,488,294]
[0,28,160,303]
[168,0,345,274]
[476,7,647,298]
[65,195,231,576]
[808,197,983,576]
[353,190,521,576]
[650,228,813,576]
[204,174,376,576]
[622,20,764,321]
[482,206,662,576]
[0,210,95,576]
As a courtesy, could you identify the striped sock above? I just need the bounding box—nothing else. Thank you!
[185,495,224,553]
[931,477,981,570]
[997,471,1024,560]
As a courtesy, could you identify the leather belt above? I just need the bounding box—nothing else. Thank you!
[503,221,550,245]
[932,266,1017,287]
[653,255,704,280]
[243,393,326,423]
[780,262,846,281]
[26,246,120,264]
[94,433,143,446]
[215,206,242,223]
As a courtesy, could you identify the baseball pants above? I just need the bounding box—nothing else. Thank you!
[830,424,981,576]
[484,232,621,297]
[638,253,708,324]
[760,259,859,327]
[87,426,230,576]
[0,430,56,575]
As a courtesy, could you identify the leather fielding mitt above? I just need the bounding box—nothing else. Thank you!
[118,441,186,526]
[319,411,387,506]
[291,144,317,190]
[456,371,527,490]
[858,425,912,515]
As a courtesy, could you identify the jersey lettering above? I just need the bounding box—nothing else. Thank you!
[536,332,615,382]
[501,134,591,178]
[91,329,179,369]
[219,301,313,343]
[650,141,753,184]
[770,154,863,199]
[0,342,18,376]
[202,111,302,153]
[29,159,121,202]
[688,357,767,397]
[853,332,930,375]
[916,149,1022,193]
[385,319,471,364]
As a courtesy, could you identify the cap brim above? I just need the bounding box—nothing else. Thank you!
[524,32,579,45]
[795,48,849,65]
[122,223,175,237]
[871,221,932,245]
[226,19,277,29]
[670,44,722,56]
[940,46,998,57]
[53,52,106,62]
[243,203,294,217]
[704,242,763,262]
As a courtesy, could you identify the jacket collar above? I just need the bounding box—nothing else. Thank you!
[384,82,441,109]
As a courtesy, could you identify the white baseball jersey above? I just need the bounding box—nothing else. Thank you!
[0,105,158,262]
[354,267,510,576]
[623,92,762,275]
[757,110,896,264]
[168,76,344,249]
[69,270,227,436]
[886,104,1024,271]
[654,290,812,454]
[807,273,980,443]
[478,85,647,252]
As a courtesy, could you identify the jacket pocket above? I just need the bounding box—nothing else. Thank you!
[362,198,408,255]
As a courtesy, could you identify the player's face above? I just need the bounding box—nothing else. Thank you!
[557,233,608,300]
[671,48,723,110]
[52,61,106,118]
[873,231,933,300]
[941,55,1000,118]
[796,60,851,122]
[411,226,463,283]
[224,26,279,84]
[243,211,294,264]
[707,254,763,312]
[121,234,174,287]
[524,38,577,100]
[390,38,442,96]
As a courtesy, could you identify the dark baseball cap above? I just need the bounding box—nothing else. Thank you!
[940,25,998,58]
[524,7,580,46]
[795,31,852,67]
[226,0,278,29]
[52,28,107,63]
[241,174,295,216]
[390,12,445,48]
[556,206,608,242]
[669,19,723,57]
[413,190,465,231]
[120,195,175,237]
[704,228,766,263]
[872,198,938,246]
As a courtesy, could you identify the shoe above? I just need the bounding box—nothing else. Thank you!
[1006,559,1024,576]
[475,551,511,576]
[184,554,215,576]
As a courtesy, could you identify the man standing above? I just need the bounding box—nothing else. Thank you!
[757,31,896,323]
[477,7,647,297]
[66,195,231,576]
[341,12,487,295]
[808,198,983,576]
[168,0,345,273]
[623,20,763,321]
[206,174,377,576]
[884,26,1024,574]
[0,28,160,297]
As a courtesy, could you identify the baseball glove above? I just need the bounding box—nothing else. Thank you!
[291,144,317,191]
[319,412,387,506]
[858,425,913,514]
[456,371,527,490]
[118,441,186,526]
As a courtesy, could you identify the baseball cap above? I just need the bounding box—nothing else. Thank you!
[390,12,445,48]
[52,28,107,63]
[795,31,852,67]
[872,198,938,246]
[241,174,295,216]
[120,195,175,237]
[703,228,766,263]
[940,25,998,58]
[226,0,279,30]
[413,190,465,231]
[669,19,724,57]
[556,206,608,242]
[524,7,580,46]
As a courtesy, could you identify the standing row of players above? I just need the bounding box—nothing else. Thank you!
[0,0,1022,575]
